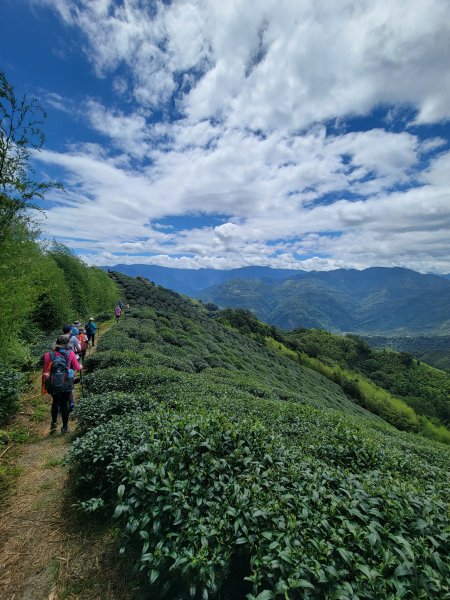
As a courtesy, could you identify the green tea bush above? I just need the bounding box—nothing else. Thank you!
[72,407,450,599]
[95,311,113,323]
[82,366,186,395]
[95,333,142,353]
[68,277,450,598]
[75,392,159,432]
[68,413,152,501]
[83,351,153,373]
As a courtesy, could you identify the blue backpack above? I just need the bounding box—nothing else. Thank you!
[45,351,74,394]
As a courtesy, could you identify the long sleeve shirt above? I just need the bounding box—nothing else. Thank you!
[42,350,82,395]
[43,350,82,373]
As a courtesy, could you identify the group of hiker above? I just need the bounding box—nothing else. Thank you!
[41,318,98,434]
[41,300,129,434]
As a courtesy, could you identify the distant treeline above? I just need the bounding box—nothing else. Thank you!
[363,334,450,373]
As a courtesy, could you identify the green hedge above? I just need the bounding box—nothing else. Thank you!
[82,366,185,395]
[68,278,450,598]
[69,407,450,599]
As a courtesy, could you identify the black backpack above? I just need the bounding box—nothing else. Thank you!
[45,351,74,394]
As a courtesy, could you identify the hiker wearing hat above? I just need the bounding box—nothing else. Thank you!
[85,317,97,347]
[42,335,82,434]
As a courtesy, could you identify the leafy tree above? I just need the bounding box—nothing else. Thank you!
[0,71,61,247]
[30,253,72,332]
[0,219,44,366]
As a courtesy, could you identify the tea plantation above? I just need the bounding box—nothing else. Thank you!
[70,273,450,598]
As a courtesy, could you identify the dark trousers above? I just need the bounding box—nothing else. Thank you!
[87,333,95,346]
[51,391,71,428]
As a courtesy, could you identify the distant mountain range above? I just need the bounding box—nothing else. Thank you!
[103,264,298,295]
[104,264,450,334]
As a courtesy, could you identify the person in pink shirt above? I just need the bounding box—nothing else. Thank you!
[42,335,82,434]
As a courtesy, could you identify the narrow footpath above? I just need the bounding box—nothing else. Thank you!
[0,323,132,600]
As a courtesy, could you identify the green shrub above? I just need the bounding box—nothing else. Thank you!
[75,392,159,433]
[73,407,450,599]
[68,281,450,598]
[95,311,113,323]
[67,413,152,501]
[83,366,185,395]
[83,351,152,373]
[0,362,23,423]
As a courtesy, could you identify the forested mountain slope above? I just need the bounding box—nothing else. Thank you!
[363,334,450,373]
[198,267,450,334]
[282,329,450,427]
[70,272,450,598]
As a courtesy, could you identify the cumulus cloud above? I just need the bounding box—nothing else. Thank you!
[34,0,450,127]
[28,0,450,272]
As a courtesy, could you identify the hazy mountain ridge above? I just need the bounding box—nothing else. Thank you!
[103,264,299,295]
[104,264,450,334]
[198,267,450,334]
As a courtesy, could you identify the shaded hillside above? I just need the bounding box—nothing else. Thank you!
[283,329,450,427]
[198,267,450,334]
[69,272,450,598]
[364,335,450,372]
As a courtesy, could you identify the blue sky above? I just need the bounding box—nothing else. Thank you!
[2,0,450,272]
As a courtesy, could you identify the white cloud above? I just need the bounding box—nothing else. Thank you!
[34,0,450,127]
[28,0,450,272]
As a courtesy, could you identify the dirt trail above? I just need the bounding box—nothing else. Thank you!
[0,323,132,600]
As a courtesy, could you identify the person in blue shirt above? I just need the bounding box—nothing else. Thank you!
[85,317,97,347]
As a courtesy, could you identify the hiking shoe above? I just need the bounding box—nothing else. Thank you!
[61,427,71,434]
[50,422,57,434]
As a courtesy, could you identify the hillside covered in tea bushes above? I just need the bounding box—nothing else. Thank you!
[69,272,450,599]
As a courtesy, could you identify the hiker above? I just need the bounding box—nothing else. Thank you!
[63,324,82,356]
[118,299,124,310]
[85,317,97,347]
[114,305,122,323]
[77,327,88,362]
[42,335,82,434]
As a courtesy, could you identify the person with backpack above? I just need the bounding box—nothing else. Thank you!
[114,305,122,323]
[63,324,82,356]
[85,317,97,346]
[118,299,124,310]
[77,327,88,362]
[42,335,82,434]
